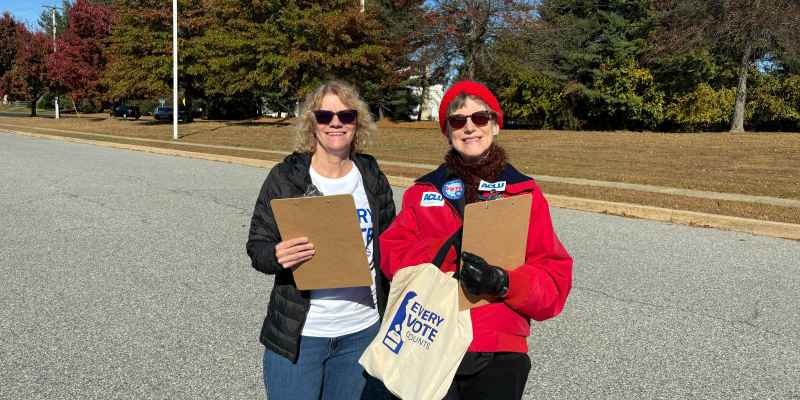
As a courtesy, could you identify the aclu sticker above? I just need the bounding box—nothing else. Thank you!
[420,192,445,207]
[478,180,506,192]
[382,291,446,354]
[441,179,464,200]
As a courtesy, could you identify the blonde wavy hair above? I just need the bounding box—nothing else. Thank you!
[296,80,376,154]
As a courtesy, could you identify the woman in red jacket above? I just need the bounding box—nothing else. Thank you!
[378,81,573,400]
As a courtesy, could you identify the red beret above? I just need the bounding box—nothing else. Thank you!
[438,80,503,136]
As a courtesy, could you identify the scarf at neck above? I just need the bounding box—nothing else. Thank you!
[444,143,508,204]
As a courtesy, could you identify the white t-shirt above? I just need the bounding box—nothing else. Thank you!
[301,162,380,337]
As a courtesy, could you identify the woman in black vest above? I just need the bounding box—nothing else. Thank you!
[246,80,395,400]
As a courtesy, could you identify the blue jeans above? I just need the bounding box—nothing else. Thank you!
[263,322,380,400]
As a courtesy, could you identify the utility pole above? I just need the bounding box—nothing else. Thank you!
[43,5,61,120]
[172,0,178,140]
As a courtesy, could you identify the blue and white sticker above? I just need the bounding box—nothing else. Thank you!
[420,192,445,207]
[478,180,507,192]
[441,179,464,200]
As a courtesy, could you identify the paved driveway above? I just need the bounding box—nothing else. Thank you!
[1,132,798,399]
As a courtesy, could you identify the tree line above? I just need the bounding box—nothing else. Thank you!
[1,0,798,131]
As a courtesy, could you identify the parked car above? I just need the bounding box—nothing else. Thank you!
[110,105,141,120]
[153,106,171,121]
[153,106,192,122]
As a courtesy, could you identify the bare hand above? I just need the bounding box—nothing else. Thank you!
[275,237,315,269]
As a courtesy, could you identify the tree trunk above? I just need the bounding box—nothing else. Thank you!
[464,53,475,80]
[462,3,488,82]
[30,95,39,117]
[291,65,305,118]
[69,95,80,117]
[418,79,428,121]
[730,42,752,133]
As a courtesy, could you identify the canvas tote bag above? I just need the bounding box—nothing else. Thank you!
[359,263,472,400]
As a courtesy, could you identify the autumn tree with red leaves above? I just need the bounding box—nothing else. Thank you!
[47,0,115,112]
[8,28,53,116]
[0,12,22,99]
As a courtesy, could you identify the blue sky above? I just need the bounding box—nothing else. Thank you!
[1,0,61,30]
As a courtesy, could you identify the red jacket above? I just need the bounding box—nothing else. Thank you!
[379,164,572,353]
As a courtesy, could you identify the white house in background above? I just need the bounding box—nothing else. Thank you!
[260,100,298,119]
[409,83,444,120]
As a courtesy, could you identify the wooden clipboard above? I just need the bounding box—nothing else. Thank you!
[458,194,532,309]
[270,194,372,290]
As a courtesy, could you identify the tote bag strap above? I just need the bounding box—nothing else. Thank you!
[432,228,462,269]
[432,193,465,272]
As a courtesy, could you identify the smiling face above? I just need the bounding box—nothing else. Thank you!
[314,93,356,158]
[448,97,497,161]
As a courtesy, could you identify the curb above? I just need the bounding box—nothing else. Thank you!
[3,129,281,169]
[4,129,799,241]
[544,195,800,241]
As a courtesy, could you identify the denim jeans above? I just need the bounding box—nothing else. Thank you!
[263,322,380,400]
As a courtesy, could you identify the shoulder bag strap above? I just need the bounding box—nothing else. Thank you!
[432,196,466,271]
[432,228,462,269]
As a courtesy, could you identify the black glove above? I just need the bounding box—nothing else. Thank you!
[458,252,509,297]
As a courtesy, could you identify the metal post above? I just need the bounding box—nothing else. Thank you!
[46,6,61,119]
[172,0,178,140]
[51,9,57,52]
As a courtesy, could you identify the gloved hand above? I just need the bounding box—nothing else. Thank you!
[458,252,509,297]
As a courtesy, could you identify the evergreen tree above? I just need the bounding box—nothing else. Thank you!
[194,0,394,117]
[272,0,395,112]
[364,0,427,119]
[177,0,208,110]
[524,0,663,130]
[38,1,72,40]
[103,0,172,101]
[653,0,800,132]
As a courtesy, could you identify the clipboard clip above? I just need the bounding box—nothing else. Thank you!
[482,190,502,206]
[303,184,324,197]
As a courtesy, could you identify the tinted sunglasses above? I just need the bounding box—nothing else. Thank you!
[313,109,358,125]
[447,111,496,130]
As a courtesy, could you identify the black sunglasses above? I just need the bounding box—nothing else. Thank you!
[447,111,496,130]
[313,109,358,125]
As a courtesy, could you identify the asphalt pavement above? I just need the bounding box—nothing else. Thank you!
[1,132,798,399]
